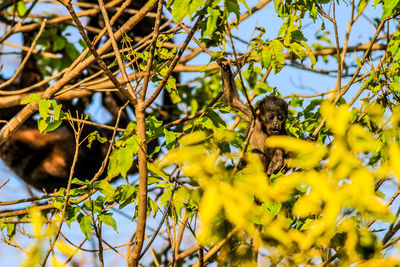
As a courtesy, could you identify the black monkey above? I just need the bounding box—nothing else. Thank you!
[0,1,177,192]
[219,60,288,175]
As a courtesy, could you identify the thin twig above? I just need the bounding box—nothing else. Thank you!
[0,19,47,90]
[144,234,160,267]
[311,15,393,138]
[139,182,176,259]
[0,0,38,44]
[0,0,157,146]
[174,215,189,260]
[144,15,204,108]
[192,228,238,267]
[62,0,137,105]
[41,115,84,266]
[98,0,135,96]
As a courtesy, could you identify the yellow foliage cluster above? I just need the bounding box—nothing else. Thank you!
[158,101,400,265]
[19,208,78,267]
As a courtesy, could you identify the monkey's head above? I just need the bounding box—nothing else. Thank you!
[256,96,288,136]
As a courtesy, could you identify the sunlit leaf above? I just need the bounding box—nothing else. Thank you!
[78,214,92,240]
[99,213,118,232]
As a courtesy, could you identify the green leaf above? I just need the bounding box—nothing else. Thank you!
[99,213,118,232]
[65,42,80,62]
[270,39,285,73]
[16,1,27,16]
[38,99,51,120]
[98,180,115,201]
[210,51,224,62]
[391,82,400,92]
[65,206,80,227]
[43,120,62,133]
[382,0,400,18]
[87,131,107,148]
[69,188,88,196]
[189,0,205,18]
[20,93,40,104]
[160,187,172,207]
[205,109,227,128]
[148,176,164,185]
[309,53,316,68]
[71,178,86,185]
[53,36,66,52]
[202,7,220,37]
[37,117,48,133]
[355,57,362,68]
[126,135,140,153]
[6,223,16,241]
[164,129,177,149]
[225,0,240,22]
[167,75,177,91]
[148,163,169,180]
[260,48,272,69]
[118,146,133,179]
[373,0,381,6]
[78,213,92,240]
[262,201,282,218]
[291,30,307,42]
[146,115,163,129]
[170,88,182,104]
[173,187,187,217]
[53,197,65,210]
[107,150,120,179]
[51,101,63,121]
[237,0,251,14]
[290,42,306,60]
[149,198,159,217]
[171,0,190,20]
[358,0,368,13]
[93,196,105,212]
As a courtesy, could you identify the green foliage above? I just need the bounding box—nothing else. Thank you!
[251,16,315,73]
[87,131,107,148]
[381,0,400,18]
[36,26,81,75]
[15,1,27,17]
[21,94,64,133]
[108,122,141,179]
[78,213,92,239]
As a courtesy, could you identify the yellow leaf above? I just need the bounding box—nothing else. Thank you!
[56,240,76,257]
[180,131,207,146]
[30,207,45,238]
[293,193,321,217]
[390,143,400,183]
[51,255,65,267]
[320,101,350,137]
[198,183,221,243]
[348,124,379,153]
[266,136,326,168]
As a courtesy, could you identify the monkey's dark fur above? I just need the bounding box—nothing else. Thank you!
[220,60,288,175]
[0,0,176,192]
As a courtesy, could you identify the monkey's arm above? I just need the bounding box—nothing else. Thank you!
[219,61,252,119]
[266,148,287,176]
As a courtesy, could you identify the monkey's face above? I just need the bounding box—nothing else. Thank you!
[257,96,288,136]
[259,109,286,136]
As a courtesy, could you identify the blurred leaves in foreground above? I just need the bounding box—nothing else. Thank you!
[158,101,400,265]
